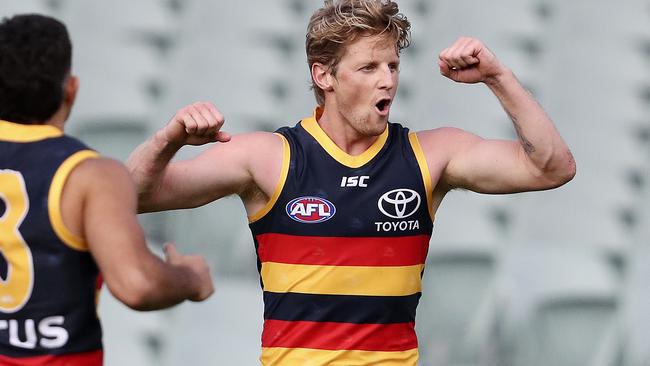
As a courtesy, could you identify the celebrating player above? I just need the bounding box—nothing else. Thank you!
[128,0,575,364]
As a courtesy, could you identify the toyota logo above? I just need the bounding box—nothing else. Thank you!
[377,188,421,219]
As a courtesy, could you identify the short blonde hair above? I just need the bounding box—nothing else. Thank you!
[306,0,411,106]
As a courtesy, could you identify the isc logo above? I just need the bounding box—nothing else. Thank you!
[286,196,336,223]
[340,176,369,187]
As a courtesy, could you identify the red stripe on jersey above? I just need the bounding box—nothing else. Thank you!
[261,319,417,352]
[0,349,102,366]
[96,273,104,290]
[256,233,429,266]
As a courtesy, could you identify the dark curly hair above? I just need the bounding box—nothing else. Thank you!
[0,14,72,124]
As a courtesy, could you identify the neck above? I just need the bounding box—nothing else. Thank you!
[316,104,380,156]
[43,104,69,131]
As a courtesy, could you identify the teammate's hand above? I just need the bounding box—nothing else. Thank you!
[164,243,215,302]
[162,102,231,147]
[438,37,506,84]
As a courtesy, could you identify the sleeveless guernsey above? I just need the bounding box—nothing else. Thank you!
[249,110,434,366]
[0,121,103,365]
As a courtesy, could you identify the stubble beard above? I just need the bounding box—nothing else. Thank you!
[360,114,388,137]
[345,108,387,137]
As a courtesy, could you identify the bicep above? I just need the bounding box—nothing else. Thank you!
[447,138,545,193]
[422,128,553,194]
[144,132,281,212]
[159,148,250,209]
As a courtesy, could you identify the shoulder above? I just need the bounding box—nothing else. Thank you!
[60,157,137,226]
[411,127,485,184]
[416,126,477,140]
[68,157,134,193]
[415,127,482,154]
[74,157,130,178]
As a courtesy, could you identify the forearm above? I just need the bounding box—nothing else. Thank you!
[126,130,181,212]
[486,70,575,182]
[126,257,201,311]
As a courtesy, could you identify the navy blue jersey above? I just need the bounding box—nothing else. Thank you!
[249,109,434,365]
[0,120,102,363]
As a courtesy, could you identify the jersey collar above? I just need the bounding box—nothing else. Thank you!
[0,120,62,142]
[300,107,389,168]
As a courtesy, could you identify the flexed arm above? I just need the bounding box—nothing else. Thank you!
[127,102,232,212]
[127,102,286,216]
[422,37,575,194]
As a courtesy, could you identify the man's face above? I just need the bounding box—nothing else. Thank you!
[329,34,399,137]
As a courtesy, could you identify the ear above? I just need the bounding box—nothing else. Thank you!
[311,63,335,92]
[63,75,79,108]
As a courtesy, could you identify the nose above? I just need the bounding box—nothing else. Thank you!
[378,64,396,90]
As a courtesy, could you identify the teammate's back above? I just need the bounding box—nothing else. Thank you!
[0,14,214,366]
[0,121,105,364]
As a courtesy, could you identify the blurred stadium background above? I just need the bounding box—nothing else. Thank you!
[4,0,650,365]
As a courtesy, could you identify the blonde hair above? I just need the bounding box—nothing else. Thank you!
[306,0,411,105]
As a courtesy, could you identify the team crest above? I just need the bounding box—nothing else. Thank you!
[286,196,336,223]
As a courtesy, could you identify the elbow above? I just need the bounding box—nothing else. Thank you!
[136,198,157,214]
[135,186,159,214]
[541,150,577,188]
[136,189,170,213]
[120,291,155,312]
[555,149,577,186]
[106,273,158,311]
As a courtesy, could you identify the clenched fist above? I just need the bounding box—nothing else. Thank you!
[163,102,231,147]
[438,37,507,84]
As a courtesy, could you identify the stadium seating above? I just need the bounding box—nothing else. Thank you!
[100,285,169,366]
[498,243,621,366]
[620,242,650,366]
[3,0,650,365]
[418,242,499,366]
[2,0,52,16]
[163,278,263,365]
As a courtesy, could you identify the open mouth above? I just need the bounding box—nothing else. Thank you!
[375,98,391,114]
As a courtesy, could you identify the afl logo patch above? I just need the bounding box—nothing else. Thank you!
[378,188,421,219]
[286,196,336,224]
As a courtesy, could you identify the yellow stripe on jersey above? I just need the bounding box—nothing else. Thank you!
[248,133,290,223]
[260,347,419,366]
[48,150,99,251]
[0,120,62,142]
[300,110,388,168]
[261,262,424,296]
[408,132,435,222]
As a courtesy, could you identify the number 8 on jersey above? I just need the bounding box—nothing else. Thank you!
[0,170,34,313]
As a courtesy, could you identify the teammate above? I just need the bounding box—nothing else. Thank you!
[0,14,214,366]
[128,0,576,365]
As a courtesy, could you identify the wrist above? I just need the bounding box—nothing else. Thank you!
[154,129,184,153]
[483,67,514,88]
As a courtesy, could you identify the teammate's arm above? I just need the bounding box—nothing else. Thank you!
[68,158,214,311]
[419,37,575,195]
